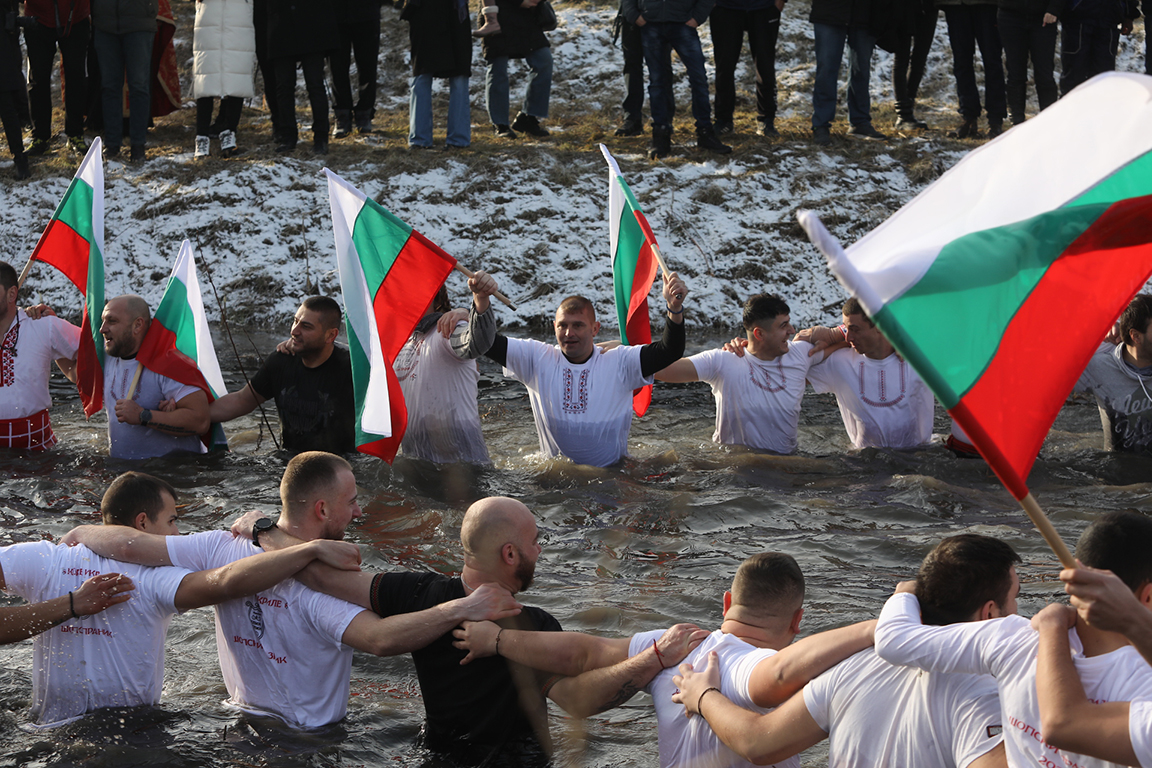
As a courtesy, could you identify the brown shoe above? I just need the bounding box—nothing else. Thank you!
[473,6,501,36]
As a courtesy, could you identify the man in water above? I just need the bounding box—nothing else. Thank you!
[482,272,688,466]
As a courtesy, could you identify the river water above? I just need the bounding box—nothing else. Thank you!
[0,331,1149,768]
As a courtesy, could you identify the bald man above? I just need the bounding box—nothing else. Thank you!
[99,295,211,459]
[243,495,704,766]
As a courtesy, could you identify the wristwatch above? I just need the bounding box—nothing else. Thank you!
[252,517,276,546]
[139,409,152,427]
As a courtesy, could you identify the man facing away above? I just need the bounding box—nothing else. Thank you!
[482,271,688,467]
[875,511,1152,768]
[673,534,1011,768]
[452,551,876,768]
[65,453,522,729]
[4,470,360,727]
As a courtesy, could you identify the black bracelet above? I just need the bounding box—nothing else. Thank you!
[68,591,78,619]
[696,686,721,716]
[666,305,684,315]
[494,628,504,656]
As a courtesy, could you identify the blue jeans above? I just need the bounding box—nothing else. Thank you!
[812,22,875,129]
[93,28,154,148]
[410,74,471,147]
[485,47,552,126]
[640,21,712,131]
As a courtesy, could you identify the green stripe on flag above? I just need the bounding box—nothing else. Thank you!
[344,319,378,445]
[152,277,198,362]
[351,197,413,289]
[55,181,97,243]
[1067,149,1152,208]
[613,192,648,345]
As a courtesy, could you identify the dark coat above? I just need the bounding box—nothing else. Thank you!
[24,0,91,27]
[481,0,549,60]
[91,0,156,34]
[403,0,472,76]
[267,0,341,59]
[997,0,1063,19]
[336,0,384,23]
[809,0,870,27]
[622,0,714,24]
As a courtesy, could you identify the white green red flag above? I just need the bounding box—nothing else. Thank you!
[28,136,105,417]
[136,240,227,450]
[800,72,1152,500]
[325,169,457,463]
[601,144,660,417]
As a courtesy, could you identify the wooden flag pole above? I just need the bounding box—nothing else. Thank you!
[126,362,144,401]
[17,255,36,291]
[453,264,516,311]
[1019,492,1076,568]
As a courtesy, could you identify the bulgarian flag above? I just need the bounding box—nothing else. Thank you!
[135,240,228,450]
[325,169,457,463]
[601,144,660,417]
[27,137,105,417]
[800,73,1152,562]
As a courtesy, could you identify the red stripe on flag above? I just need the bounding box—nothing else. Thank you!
[633,210,659,248]
[33,221,90,294]
[629,213,660,418]
[955,195,1152,497]
[77,310,103,417]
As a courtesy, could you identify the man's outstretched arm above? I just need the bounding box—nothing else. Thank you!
[209,383,267,423]
[452,619,632,675]
[746,620,876,708]
[61,525,174,565]
[0,571,135,643]
[639,272,688,377]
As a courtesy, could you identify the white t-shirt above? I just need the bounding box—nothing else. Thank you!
[103,355,204,459]
[0,541,190,727]
[0,311,80,418]
[805,348,934,449]
[688,342,819,454]
[396,325,490,465]
[803,648,1001,768]
[166,531,364,728]
[875,592,1152,768]
[628,628,799,768]
[1132,700,1152,768]
[503,339,653,467]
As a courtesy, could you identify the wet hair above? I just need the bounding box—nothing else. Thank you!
[301,296,343,332]
[432,285,451,315]
[557,296,596,321]
[101,472,177,527]
[842,297,874,326]
[730,552,805,618]
[1119,294,1152,346]
[1075,511,1152,593]
[0,262,16,291]
[915,534,1021,625]
[742,294,790,331]
[280,451,352,513]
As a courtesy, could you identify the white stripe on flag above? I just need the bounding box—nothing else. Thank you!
[171,240,226,397]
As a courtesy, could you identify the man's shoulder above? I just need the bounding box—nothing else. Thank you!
[519,604,562,632]
[328,344,351,367]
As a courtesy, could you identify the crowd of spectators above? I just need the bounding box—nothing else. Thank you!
[0,0,1147,176]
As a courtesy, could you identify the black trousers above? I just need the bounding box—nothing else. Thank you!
[710,4,781,125]
[620,14,645,122]
[998,8,1056,121]
[891,7,936,116]
[196,95,243,134]
[253,0,282,139]
[0,88,25,159]
[24,18,90,140]
[330,17,380,118]
[274,53,329,143]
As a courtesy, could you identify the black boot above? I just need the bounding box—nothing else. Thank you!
[14,153,30,180]
[696,126,732,154]
[333,110,353,139]
[649,125,672,160]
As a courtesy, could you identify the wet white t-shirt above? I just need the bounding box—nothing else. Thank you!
[166,531,364,728]
[688,342,819,454]
[503,339,652,467]
[628,629,799,768]
[0,311,80,418]
[803,648,1001,768]
[805,348,934,449]
[1132,700,1152,768]
[103,355,203,459]
[0,541,189,727]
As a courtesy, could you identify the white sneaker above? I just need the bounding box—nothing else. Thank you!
[219,130,237,158]
[194,135,210,159]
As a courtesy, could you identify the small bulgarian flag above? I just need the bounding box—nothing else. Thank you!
[135,240,228,450]
[27,137,105,417]
[325,169,457,463]
[800,73,1152,559]
[601,144,660,417]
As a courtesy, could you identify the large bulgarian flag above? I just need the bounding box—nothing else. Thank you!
[601,144,661,417]
[799,73,1152,554]
[27,137,105,417]
[135,240,228,450]
[325,169,457,463]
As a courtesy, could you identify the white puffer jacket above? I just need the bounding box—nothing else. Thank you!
[192,0,255,99]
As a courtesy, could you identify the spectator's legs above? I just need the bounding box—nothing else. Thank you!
[905,6,935,109]
[620,16,645,126]
[93,29,126,150]
[23,22,58,143]
[60,19,91,140]
[273,57,298,146]
[747,5,781,128]
[522,46,552,118]
[329,24,355,134]
[121,30,153,150]
[1085,18,1120,78]
[485,56,511,126]
[710,5,744,128]
[446,74,471,146]
[669,23,713,132]
[221,95,244,133]
[0,90,25,158]
[351,15,380,124]
[891,25,914,119]
[942,6,980,120]
[1029,16,1058,110]
[641,22,676,129]
[84,40,103,133]
[300,53,330,147]
[408,73,433,147]
[845,25,876,127]
[253,0,282,141]
[811,22,847,129]
[998,9,1030,123]
[970,4,1005,125]
[196,97,214,134]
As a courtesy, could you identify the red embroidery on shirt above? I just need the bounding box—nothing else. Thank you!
[562,369,589,414]
[749,357,786,393]
[0,319,19,388]
[858,359,906,407]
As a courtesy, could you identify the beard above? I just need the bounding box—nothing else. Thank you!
[513,546,537,592]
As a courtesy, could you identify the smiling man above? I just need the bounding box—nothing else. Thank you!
[208,296,355,454]
[482,272,688,466]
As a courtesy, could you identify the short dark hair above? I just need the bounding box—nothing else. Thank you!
[1119,294,1152,347]
[280,451,352,513]
[432,285,451,315]
[915,534,1021,625]
[557,296,596,320]
[101,472,177,527]
[842,297,873,325]
[0,262,16,291]
[730,552,805,618]
[301,296,343,332]
[1076,511,1152,593]
[742,294,790,331]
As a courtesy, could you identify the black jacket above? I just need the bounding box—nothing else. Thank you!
[267,0,341,59]
[481,0,549,60]
[402,0,472,76]
[622,0,714,25]
[809,0,870,27]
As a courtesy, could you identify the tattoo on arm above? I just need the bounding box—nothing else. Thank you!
[594,681,642,714]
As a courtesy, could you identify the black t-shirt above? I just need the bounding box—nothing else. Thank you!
[249,346,356,454]
[370,572,561,764]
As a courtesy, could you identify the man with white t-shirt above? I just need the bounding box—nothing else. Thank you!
[3,470,360,727]
[482,271,688,466]
[673,534,1010,768]
[875,511,1152,768]
[65,452,522,729]
[452,552,877,768]
[802,297,935,450]
[656,294,825,454]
